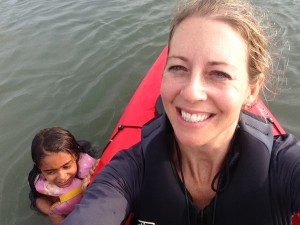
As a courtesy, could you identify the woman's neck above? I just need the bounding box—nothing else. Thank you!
[173,133,234,209]
[178,138,231,175]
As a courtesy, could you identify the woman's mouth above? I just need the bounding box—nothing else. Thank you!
[180,110,211,123]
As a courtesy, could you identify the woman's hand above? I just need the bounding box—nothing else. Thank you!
[81,158,100,191]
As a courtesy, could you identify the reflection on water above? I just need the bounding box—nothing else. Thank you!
[0,0,299,224]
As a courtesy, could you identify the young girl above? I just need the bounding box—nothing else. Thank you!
[28,127,99,225]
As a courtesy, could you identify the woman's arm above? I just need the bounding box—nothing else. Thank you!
[61,145,143,225]
[271,134,300,214]
[81,159,100,191]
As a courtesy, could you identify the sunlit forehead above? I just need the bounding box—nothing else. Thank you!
[39,152,76,171]
[41,159,73,171]
[169,17,248,76]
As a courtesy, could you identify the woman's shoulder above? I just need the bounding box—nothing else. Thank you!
[270,133,300,205]
[109,142,144,169]
[91,143,144,202]
[273,133,300,152]
[271,133,300,165]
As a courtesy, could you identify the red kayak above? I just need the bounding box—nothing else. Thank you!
[92,45,300,224]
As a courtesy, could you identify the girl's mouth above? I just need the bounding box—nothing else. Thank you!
[58,177,72,187]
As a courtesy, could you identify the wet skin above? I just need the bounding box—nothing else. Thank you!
[39,152,78,188]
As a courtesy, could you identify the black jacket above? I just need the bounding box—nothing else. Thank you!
[62,112,300,225]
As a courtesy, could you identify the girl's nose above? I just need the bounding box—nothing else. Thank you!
[181,71,207,102]
[58,170,67,180]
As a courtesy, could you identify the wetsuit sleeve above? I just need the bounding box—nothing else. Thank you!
[61,143,143,225]
[271,134,300,214]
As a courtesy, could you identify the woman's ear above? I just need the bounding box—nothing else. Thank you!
[243,74,264,109]
[249,73,264,101]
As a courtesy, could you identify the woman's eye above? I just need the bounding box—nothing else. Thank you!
[210,71,231,79]
[168,65,187,72]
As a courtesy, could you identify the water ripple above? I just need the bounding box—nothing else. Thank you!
[0,0,299,224]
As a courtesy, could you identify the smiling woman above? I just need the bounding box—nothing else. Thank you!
[61,0,300,225]
[161,17,255,154]
[161,17,257,209]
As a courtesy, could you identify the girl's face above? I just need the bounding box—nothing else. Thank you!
[39,151,78,188]
[161,16,260,150]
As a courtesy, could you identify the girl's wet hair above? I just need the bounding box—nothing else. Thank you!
[31,127,82,167]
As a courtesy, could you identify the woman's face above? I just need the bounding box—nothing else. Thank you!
[39,151,78,188]
[161,16,259,150]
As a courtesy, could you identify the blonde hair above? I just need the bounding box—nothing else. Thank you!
[168,0,283,96]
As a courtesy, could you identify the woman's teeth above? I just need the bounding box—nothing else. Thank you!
[181,110,210,122]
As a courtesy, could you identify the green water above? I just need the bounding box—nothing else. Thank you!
[0,0,299,224]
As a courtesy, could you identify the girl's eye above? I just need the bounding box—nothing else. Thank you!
[45,171,55,175]
[63,164,71,169]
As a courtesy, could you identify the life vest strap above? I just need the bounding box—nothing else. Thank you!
[52,186,83,207]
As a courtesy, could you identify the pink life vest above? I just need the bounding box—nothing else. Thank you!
[35,153,97,215]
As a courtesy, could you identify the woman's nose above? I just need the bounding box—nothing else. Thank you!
[181,72,207,102]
